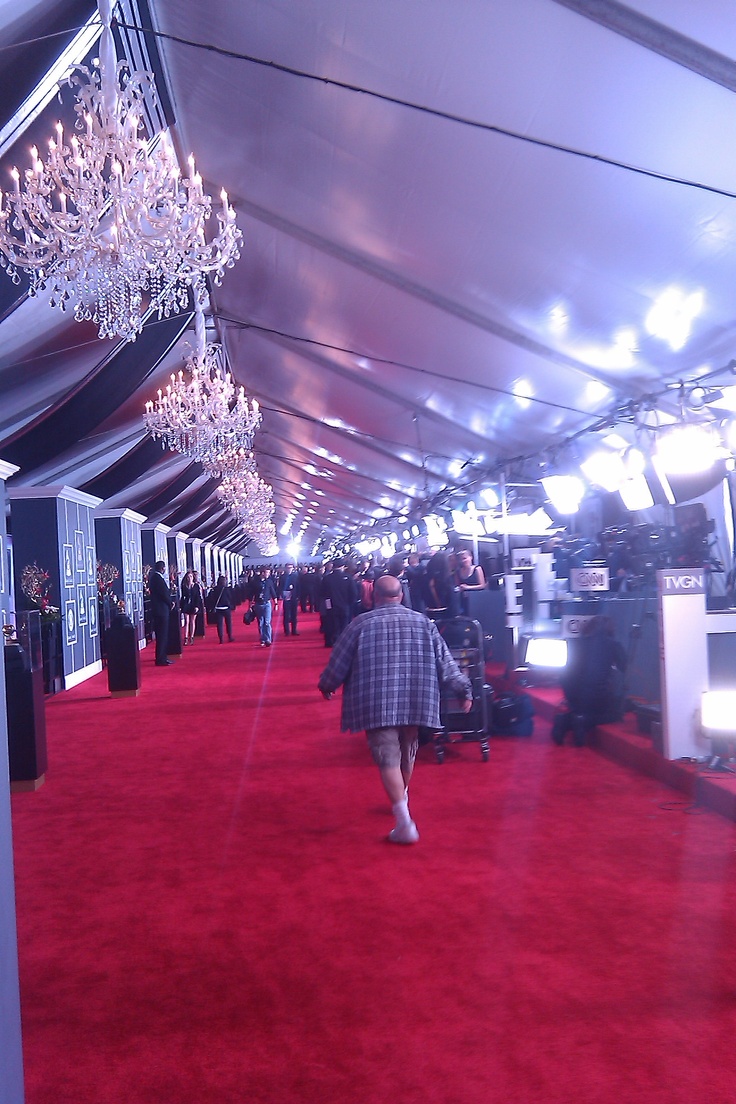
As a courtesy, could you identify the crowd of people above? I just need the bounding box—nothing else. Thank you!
[146,549,491,657]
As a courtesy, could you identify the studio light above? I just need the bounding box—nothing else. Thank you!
[423,514,449,547]
[540,474,585,515]
[701,690,736,771]
[645,287,704,351]
[485,508,556,536]
[479,486,500,508]
[619,474,654,511]
[580,450,627,493]
[656,423,723,475]
[451,509,484,537]
[701,690,736,731]
[524,637,568,668]
[687,386,723,411]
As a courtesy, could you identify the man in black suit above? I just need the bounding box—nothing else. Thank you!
[279,563,300,635]
[148,560,174,666]
[320,560,357,647]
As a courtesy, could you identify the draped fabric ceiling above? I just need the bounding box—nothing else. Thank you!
[2,0,736,554]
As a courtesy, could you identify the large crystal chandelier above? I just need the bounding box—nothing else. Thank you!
[143,306,261,462]
[0,0,241,340]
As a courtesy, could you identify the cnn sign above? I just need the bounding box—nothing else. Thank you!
[571,567,610,592]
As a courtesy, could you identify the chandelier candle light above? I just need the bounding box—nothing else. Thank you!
[0,0,241,340]
[143,305,261,464]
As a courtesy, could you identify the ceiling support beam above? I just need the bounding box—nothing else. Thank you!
[552,0,736,92]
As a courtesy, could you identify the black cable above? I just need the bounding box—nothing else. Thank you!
[219,314,591,417]
[0,27,85,53]
[114,18,736,203]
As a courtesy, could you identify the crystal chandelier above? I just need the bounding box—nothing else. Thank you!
[143,306,261,463]
[218,469,274,522]
[0,0,241,340]
[202,444,258,480]
[218,468,277,552]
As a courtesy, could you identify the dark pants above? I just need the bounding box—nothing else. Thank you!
[323,605,349,647]
[215,608,233,643]
[282,598,298,635]
[153,608,170,664]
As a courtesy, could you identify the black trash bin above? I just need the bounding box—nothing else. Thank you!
[4,640,47,790]
[106,613,141,697]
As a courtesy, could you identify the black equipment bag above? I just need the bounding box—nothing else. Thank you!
[491,692,534,736]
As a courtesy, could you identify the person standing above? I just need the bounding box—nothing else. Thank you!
[299,566,312,613]
[454,549,486,593]
[555,615,627,746]
[317,574,472,844]
[210,574,235,643]
[385,553,412,608]
[424,550,460,619]
[252,566,279,646]
[180,569,203,646]
[321,559,357,647]
[148,560,174,667]
[405,552,427,615]
[279,563,300,636]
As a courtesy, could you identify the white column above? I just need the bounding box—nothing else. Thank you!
[0,459,25,1104]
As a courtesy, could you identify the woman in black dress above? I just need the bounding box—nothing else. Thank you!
[180,570,203,645]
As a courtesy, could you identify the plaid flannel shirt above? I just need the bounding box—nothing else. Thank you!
[318,604,472,732]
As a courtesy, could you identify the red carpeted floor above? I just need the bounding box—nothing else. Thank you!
[10,612,736,1104]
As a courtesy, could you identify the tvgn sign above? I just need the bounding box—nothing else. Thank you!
[570,567,610,592]
[658,569,706,595]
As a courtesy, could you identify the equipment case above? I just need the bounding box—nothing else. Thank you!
[433,616,490,763]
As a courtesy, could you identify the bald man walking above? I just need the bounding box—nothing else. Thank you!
[318,573,472,844]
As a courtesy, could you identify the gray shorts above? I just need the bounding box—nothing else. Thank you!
[366,726,419,769]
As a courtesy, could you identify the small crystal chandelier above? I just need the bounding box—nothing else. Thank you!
[218,468,277,552]
[202,444,257,480]
[143,306,261,463]
[0,0,241,340]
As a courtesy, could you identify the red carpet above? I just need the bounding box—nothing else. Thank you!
[10,612,736,1104]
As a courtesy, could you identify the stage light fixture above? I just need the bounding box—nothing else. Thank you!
[619,474,654,511]
[580,450,626,493]
[524,637,568,668]
[656,423,723,474]
[479,487,500,508]
[701,690,736,771]
[540,475,584,515]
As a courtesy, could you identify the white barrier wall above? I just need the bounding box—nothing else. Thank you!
[658,568,709,760]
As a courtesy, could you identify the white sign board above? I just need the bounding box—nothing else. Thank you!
[657,569,707,759]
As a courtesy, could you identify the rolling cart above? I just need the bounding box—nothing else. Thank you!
[433,616,490,763]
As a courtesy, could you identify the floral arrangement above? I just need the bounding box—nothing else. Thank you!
[96,560,120,598]
[20,562,60,622]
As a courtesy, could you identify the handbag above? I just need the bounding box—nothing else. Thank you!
[243,607,256,625]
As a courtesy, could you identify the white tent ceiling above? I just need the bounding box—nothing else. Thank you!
[2,0,736,553]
